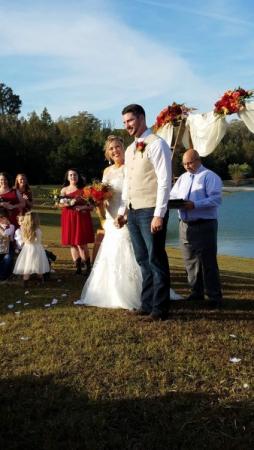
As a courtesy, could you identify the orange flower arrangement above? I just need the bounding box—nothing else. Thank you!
[214,87,253,116]
[154,102,195,131]
[83,181,113,205]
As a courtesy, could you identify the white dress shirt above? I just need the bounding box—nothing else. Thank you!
[170,164,222,221]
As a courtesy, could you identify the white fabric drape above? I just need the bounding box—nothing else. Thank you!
[238,102,254,133]
[156,123,174,148]
[186,111,227,157]
[156,122,190,151]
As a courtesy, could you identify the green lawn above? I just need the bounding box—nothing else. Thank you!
[0,202,253,450]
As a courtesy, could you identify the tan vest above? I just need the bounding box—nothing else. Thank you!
[125,133,159,209]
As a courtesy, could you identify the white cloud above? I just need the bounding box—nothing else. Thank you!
[0,4,220,123]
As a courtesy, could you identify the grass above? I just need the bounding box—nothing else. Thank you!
[0,197,253,449]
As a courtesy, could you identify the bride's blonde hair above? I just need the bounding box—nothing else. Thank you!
[104,135,124,162]
[21,211,40,243]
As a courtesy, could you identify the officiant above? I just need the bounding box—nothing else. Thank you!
[170,148,223,307]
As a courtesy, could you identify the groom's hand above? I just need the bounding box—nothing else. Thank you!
[115,215,126,228]
[151,216,163,234]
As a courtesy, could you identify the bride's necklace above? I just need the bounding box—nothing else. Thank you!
[113,163,124,170]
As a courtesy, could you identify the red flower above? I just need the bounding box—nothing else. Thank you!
[154,102,195,131]
[214,87,253,116]
[83,181,113,205]
[135,141,147,155]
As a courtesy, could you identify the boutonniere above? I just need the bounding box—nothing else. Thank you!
[135,140,147,158]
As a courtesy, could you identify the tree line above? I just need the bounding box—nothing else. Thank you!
[0,82,254,184]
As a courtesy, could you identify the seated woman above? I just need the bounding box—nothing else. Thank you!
[0,208,15,281]
[14,173,33,213]
[0,172,24,228]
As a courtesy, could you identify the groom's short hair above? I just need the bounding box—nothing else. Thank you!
[122,104,146,118]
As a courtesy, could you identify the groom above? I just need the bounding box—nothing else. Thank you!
[116,104,172,321]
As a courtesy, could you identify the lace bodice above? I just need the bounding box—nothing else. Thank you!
[102,165,124,220]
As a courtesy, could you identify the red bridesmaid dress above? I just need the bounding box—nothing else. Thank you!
[0,189,20,228]
[61,189,94,246]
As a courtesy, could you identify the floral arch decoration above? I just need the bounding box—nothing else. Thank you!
[154,87,254,157]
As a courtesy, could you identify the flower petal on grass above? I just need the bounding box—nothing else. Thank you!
[44,304,51,308]
[229,334,237,338]
[25,291,29,295]
[14,311,21,315]
[229,357,241,363]
[20,336,30,341]
[16,300,22,304]
[24,303,29,306]
[51,299,58,305]
[7,304,14,309]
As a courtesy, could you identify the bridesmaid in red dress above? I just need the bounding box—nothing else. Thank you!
[0,172,24,229]
[60,168,94,275]
[14,173,33,213]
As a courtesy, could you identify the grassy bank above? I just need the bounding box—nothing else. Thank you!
[0,203,253,449]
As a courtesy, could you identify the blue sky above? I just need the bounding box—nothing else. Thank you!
[1,0,253,127]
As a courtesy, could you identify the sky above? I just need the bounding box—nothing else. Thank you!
[0,0,253,127]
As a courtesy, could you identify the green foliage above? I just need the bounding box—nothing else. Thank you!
[228,162,252,184]
[1,82,254,183]
[0,82,22,116]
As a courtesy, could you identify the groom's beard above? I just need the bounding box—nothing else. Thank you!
[127,124,146,138]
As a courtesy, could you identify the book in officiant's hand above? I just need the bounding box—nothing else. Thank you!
[169,199,188,209]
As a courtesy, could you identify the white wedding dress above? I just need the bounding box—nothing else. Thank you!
[75,165,182,309]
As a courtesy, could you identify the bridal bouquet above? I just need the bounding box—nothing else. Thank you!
[58,197,77,207]
[154,102,195,131]
[214,87,254,116]
[83,181,113,206]
[50,189,81,208]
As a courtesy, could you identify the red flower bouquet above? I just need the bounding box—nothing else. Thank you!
[83,181,113,206]
[154,102,195,131]
[214,87,253,116]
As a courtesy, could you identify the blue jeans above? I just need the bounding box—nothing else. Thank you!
[0,247,14,281]
[127,207,170,315]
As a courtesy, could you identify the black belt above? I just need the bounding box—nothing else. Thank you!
[181,219,215,225]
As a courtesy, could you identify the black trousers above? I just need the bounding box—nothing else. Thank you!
[179,219,222,300]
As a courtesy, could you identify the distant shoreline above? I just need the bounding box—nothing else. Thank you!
[222,186,254,192]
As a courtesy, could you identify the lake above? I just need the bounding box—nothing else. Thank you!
[166,191,254,258]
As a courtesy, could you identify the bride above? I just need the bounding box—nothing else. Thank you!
[74,135,182,309]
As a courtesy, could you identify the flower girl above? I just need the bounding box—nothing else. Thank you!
[13,211,49,287]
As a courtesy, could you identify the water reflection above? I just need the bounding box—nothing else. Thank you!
[167,191,254,258]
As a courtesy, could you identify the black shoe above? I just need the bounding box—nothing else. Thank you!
[83,258,91,277]
[144,312,169,322]
[207,299,223,308]
[131,308,150,316]
[43,272,51,281]
[45,250,57,262]
[75,257,82,275]
[186,293,205,301]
